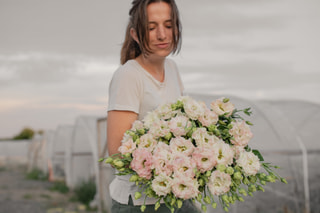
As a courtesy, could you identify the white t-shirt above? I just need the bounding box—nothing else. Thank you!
[107,58,184,205]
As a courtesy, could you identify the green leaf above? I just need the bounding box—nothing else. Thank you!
[252,149,264,161]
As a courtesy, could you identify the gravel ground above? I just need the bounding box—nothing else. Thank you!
[0,165,94,213]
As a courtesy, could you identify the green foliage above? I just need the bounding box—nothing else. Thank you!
[13,127,35,140]
[73,180,96,206]
[26,168,48,181]
[50,181,69,194]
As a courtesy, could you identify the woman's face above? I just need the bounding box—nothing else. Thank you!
[146,2,173,59]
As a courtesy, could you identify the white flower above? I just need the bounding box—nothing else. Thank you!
[172,154,196,178]
[138,133,157,152]
[210,97,235,116]
[168,115,192,137]
[237,151,260,176]
[148,119,170,138]
[154,103,175,120]
[198,106,219,127]
[171,175,199,199]
[192,128,218,148]
[170,136,195,156]
[208,170,232,195]
[212,140,234,166]
[152,173,173,196]
[192,146,217,172]
[118,138,136,155]
[131,120,144,131]
[180,96,205,120]
[153,143,173,176]
[229,121,253,147]
[143,110,160,128]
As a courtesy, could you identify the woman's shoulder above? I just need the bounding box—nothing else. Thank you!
[112,60,142,80]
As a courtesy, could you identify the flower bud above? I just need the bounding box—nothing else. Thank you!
[134,192,142,200]
[257,185,265,192]
[201,204,207,212]
[155,201,161,211]
[170,197,176,206]
[223,206,229,212]
[204,196,211,204]
[205,170,212,177]
[218,120,226,126]
[129,175,139,182]
[249,176,257,183]
[137,129,145,135]
[164,132,172,141]
[211,202,217,209]
[135,138,140,145]
[140,205,146,212]
[223,98,230,103]
[258,173,266,179]
[248,184,256,192]
[114,160,124,168]
[260,180,266,185]
[177,199,183,208]
[217,164,226,172]
[199,178,205,186]
[245,121,253,126]
[281,178,288,184]
[248,192,253,197]
[105,157,113,164]
[226,167,234,175]
[98,158,104,162]
[238,188,247,196]
[222,194,229,203]
[124,153,131,158]
[233,171,242,180]
[196,194,202,202]
[266,175,275,182]
[238,196,244,202]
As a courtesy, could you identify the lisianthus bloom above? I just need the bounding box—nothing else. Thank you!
[171,175,199,199]
[208,170,232,195]
[237,151,260,176]
[149,120,170,138]
[154,103,174,120]
[152,173,173,196]
[180,96,205,120]
[169,115,192,137]
[229,121,253,147]
[131,120,144,131]
[170,136,195,156]
[172,154,196,178]
[138,133,157,152]
[232,145,245,160]
[192,128,217,147]
[212,141,234,166]
[153,143,173,176]
[192,146,217,172]
[131,148,153,179]
[210,97,235,116]
[143,110,160,128]
[198,103,219,127]
[118,138,136,155]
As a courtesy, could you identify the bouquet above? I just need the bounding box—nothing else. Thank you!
[100,96,287,212]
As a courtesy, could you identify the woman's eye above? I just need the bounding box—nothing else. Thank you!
[166,25,172,29]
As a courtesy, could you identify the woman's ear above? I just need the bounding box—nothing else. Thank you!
[130,28,139,44]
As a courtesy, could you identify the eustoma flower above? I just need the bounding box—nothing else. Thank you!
[210,97,235,116]
[208,170,232,195]
[131,148,153,179]
[237,151,261,176]
[229,121,253,147]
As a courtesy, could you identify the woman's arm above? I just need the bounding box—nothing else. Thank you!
[107,110,138,156]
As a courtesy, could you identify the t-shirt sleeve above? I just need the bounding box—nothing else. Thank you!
[107,66,141,114]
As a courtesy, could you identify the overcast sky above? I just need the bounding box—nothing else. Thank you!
[0,0,319,138]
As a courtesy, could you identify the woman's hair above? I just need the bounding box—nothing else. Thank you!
[120,0,182,64]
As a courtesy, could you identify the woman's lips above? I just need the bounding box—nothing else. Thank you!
[156,43,169,49]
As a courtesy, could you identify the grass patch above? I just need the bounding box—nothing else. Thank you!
[73,180,96,207]
[50,181,69,194]
[26,168,48,181]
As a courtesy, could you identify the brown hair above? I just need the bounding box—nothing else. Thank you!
[120,0,182,65]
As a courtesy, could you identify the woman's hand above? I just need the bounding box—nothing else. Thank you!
[107,110,138,156]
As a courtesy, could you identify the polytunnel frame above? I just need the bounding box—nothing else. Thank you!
[189,93,310,213]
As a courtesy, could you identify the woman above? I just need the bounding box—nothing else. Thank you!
[107,0,200,212]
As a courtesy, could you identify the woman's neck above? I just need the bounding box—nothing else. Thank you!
[136,55,165,82]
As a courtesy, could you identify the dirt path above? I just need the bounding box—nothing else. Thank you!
[0,165,94,213]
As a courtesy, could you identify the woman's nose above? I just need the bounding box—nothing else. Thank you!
[157,26,166,41]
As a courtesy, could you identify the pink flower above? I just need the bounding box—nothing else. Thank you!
[198,103,219,127]
[210,97,235,116]
[170,136,195,156]
[168,115,192,137]
[192,146,217,173]
[153,143,173,176]
[212,141,234,166]
[131,148,153,180]
[172,154,196,178]
[131,120,144,131]
[229,121,253,147]
[237,151,260,176]
[118,138,136,155]
[208,170,232,195]
[171,175,199,199]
